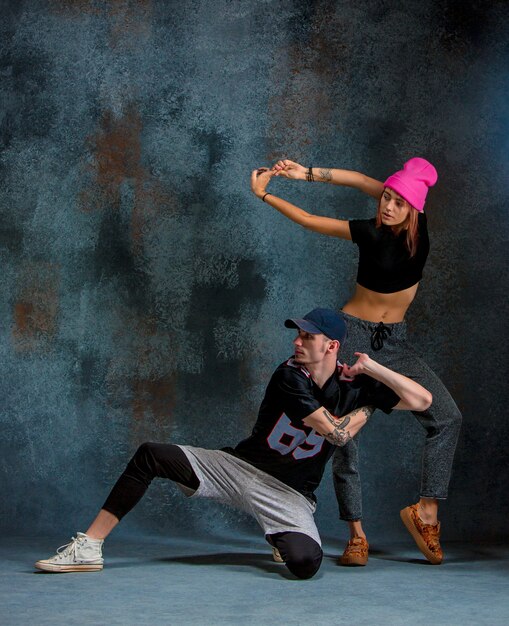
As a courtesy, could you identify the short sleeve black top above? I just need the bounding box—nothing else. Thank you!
[348,213,429,293]
[225,359,399,500]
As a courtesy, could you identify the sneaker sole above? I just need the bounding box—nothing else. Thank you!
[34,562,103,573]
[339,554,367,566]
[400,508,442,565]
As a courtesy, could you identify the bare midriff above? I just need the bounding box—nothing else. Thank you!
[341,283,419,324]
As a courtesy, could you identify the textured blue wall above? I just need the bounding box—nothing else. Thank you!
[1,0,508,542]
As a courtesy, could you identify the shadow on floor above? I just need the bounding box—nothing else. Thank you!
[158,551,295,578]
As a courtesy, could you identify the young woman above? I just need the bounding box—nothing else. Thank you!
[250,158,462,566]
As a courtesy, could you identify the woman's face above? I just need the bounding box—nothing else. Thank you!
[379,188,412,226]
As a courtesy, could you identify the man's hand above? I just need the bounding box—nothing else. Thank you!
[250,167,275,198]
[342,352,371,378]
[272,159,307,180]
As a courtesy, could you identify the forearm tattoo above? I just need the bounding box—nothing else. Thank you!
[319,168,332,182]
[323,409,351,430]
[324,426,352,447]
[321,406,375,447]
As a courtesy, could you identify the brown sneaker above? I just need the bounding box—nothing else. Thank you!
[400,504,443,565]
[339,537,369,566]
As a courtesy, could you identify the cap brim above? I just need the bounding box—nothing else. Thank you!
[284,318,322,334]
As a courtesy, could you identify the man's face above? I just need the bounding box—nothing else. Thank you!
[293,329,331,365]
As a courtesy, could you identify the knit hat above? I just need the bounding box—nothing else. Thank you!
[384,157,438,212]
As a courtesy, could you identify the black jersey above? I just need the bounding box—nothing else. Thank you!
[349,213,429,293]
[225,358,399,500]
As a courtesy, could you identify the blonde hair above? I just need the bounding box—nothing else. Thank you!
[376,194,419,257]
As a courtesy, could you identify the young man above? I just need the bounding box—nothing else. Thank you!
[35,308,431,580]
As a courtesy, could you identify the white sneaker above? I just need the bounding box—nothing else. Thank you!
[35,532,104,573]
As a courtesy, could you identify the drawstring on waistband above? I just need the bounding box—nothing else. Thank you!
[371,322,392,351]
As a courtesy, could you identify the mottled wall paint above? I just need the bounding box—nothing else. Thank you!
[1,0,508,542]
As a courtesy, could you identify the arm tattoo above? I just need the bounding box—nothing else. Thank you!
[324,427,351,447]
[319,168,332,182]
[323,408,350,429]
[321,406,375,447]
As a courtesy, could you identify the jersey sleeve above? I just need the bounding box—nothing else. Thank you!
[273,367,322,423]
[355,375,400,414]
[348,218,376,245]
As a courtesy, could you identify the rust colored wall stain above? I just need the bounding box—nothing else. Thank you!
[132,373,177,433]
[12,263,60,352]
[94,108,143,186]
[81,103,144,212]
[81,102,178,255]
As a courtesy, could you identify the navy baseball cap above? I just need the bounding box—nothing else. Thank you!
[284,308,347,343]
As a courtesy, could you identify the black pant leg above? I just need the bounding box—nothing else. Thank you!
[102,442,199,520]
[268,531,323,580]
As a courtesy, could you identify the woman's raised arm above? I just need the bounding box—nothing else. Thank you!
[251,168,351,240]
[272,159,384,199]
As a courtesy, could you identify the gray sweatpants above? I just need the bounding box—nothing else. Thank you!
[177,446,321,545]
[334,312,462,521]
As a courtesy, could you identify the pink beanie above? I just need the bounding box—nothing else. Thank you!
[384,157,438,212]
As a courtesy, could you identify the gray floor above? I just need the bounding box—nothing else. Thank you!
[2,532,508,626]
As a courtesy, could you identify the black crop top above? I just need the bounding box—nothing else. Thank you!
[348,213,429,294]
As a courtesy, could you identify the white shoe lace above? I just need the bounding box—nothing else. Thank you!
[55,536,83,560]
[54,535,101,564]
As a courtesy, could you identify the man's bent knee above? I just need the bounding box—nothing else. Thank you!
[286,550,323,579]
[270,531,323,580]
[135,441,156,458]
